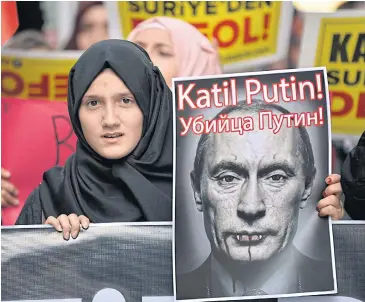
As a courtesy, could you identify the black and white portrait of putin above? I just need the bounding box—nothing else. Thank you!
[176,101,334,301]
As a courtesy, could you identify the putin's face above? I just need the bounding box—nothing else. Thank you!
[191,111,314,263]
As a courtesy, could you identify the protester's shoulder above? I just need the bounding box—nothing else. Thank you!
[341,131,365,182]
[15,186,43,225]
[343,165,365,220]
[43,164,66,178]
[341,132,365,219]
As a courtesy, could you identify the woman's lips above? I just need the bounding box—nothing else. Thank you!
[102,132,123,138]
[101,133,123,144]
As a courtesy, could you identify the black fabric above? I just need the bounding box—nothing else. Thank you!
[17,39,173,224]
[16,187,43,225]
[341,131,365,220]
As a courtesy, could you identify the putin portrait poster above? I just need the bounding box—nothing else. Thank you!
[172,68,337,301]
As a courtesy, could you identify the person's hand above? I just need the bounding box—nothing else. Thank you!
[1,168,19,208]
[317,174,344,220]
[45,214,90,240]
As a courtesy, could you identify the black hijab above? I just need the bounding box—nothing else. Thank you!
[39,39,173,222]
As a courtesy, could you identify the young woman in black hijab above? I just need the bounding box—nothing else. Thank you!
[16,39,173,238]
[341,130,365,220]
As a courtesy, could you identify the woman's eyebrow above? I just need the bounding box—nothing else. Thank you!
[135,40,171,47]
[155,42,172,48]
[83,92,133,98]
[112,92,135,98]
[82,94,101,100]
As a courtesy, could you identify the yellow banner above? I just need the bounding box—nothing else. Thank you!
[315,17,365,135]
[118,1,282,65]
[1,53,78,101]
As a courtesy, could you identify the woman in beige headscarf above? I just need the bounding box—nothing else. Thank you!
[128,16,222,88]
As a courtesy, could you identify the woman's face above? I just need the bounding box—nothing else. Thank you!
[76,5,108,51]
[79,69,143,160]
[132,28,178,88]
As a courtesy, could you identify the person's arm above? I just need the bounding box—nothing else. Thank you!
[15,186,43,225]
[341,131,365,220]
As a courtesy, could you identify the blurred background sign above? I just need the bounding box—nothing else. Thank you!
[1,51,79,101]
[298,10,365,137]
[106,1,294,72]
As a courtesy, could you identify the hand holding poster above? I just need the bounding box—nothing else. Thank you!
[106,1,294,72]
[172,68,336,301]
[298,10,365,137]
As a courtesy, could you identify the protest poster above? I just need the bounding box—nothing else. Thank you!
[1,98,77,225]
[1,50,80,225]
[1,50,80,101]
[172,68,336,301]
[298,10,365,137]
[106,1,293,72]
[1,223,173,302]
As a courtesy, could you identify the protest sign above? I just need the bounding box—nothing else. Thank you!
[298,11,365,137]
[1,50,80,101]
[172,68,336,301]
[1,223,173,302]
[1,98,77,225]
[106,1,294,72]
[2,222,365,302]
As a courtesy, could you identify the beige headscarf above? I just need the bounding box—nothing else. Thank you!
[127,16,222,77]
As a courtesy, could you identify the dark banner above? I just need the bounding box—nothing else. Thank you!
[1,222,364,302]
[1,223,173,302]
